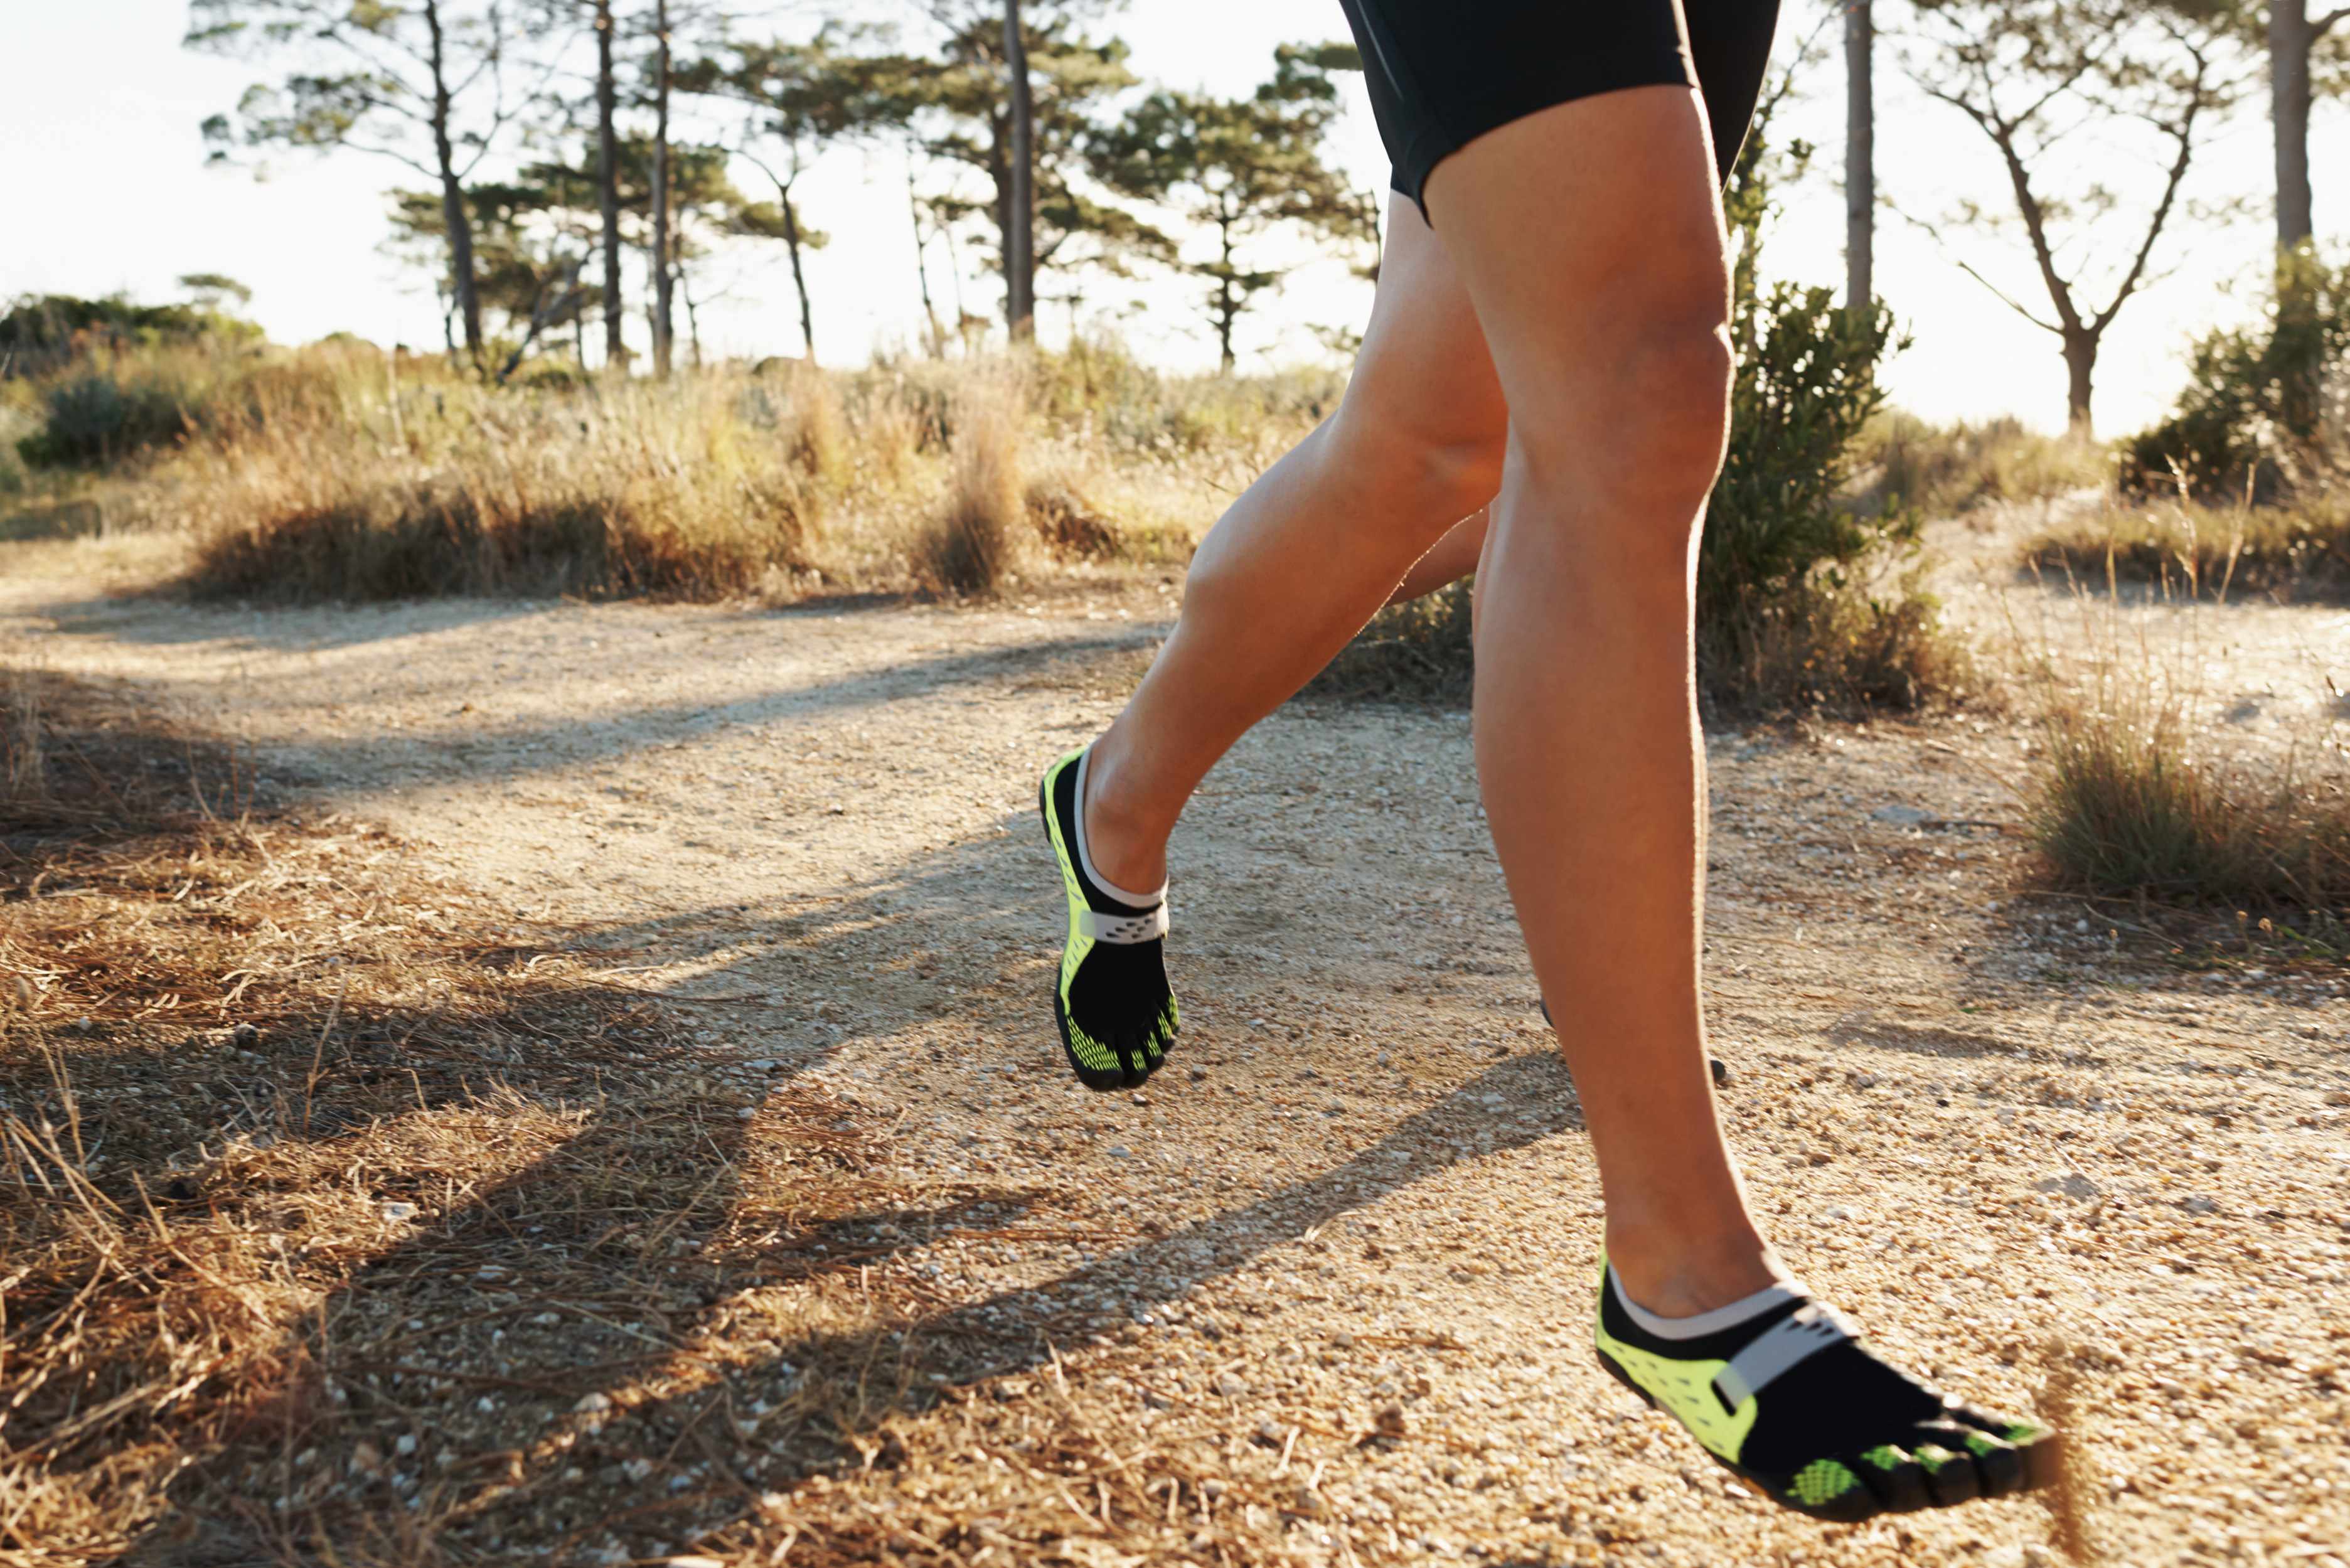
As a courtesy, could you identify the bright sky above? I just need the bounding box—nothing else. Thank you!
[6,1,2347,436]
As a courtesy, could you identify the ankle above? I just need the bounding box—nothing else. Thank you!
[1603,1220,1786,1318]
[1081,747,1171,897]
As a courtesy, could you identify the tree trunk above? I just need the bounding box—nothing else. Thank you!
[2273,0,2317,248]
[909,159,944,355]
[595,0,626,373]
[423,0,481,361]
[1845,0,1874,312]
[779,176,816,364]
[1003,0,1035,339]
[651,0,674,380]
[1215,219,1237,371]
[2063,330,2096,439]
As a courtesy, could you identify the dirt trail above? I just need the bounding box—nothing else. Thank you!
[8,567,2348,1567]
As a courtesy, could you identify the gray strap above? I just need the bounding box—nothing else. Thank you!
[1711,1303,1857,1411]
[1077,904,1168,944]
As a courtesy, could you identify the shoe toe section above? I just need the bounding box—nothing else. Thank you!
[1853,1448,1934,1514]
[1910,1439,1982,1507]
[1967,1432,2027,1498]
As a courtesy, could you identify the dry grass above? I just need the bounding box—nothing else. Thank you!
[1699,571,1973,717]
[2012,549,2350,920]
[1302,581,1476,708]
[4,339,1338,609]
[913,374,1032,598]
[2020,486,2350,603]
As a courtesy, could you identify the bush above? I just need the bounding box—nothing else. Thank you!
[2122,247,2350,498]
[1701,570,1967,714]
[16,357,204,467]
[1852,411,2112,519]
[1,291,259,375]
[1700,282,1910,629]
[1688,86,1957,714]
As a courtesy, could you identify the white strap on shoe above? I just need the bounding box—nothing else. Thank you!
[1076,904,1170,944]
[1711,1302,1859,1411]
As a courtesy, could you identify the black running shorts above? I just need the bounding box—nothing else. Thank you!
[1337,0,1783,208]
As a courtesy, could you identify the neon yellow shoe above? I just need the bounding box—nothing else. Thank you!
[1591,1256,2061,1520]
[1039,748,1177,1091]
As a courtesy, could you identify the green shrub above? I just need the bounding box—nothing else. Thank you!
[1692,90,1947,712]
[2122,247,2349,498]
[15,360,203,467]
[1700,282,1909,628]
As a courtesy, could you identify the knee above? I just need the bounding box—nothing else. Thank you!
[1323,399,1508,523]
[1526,316,1733,507]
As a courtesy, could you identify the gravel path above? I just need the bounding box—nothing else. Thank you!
[8,570,2347,1567]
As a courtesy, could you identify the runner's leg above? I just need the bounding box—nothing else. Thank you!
[1384,505,1488,606]
[1077,200,1508,896]
[1419,84,1768,1316]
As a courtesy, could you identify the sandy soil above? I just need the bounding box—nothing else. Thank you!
[6,550,2348,1567]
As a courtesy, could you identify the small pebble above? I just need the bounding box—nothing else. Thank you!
[575,1392,611,1413]
[1215,1372,1248,1397]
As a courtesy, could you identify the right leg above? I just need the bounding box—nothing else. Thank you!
[1077,200,1509,895]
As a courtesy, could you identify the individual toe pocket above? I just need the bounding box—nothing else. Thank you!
[1965,1432,2027,1498]
[1910,1439,1982,1507]
[1852,1446,1933,1513]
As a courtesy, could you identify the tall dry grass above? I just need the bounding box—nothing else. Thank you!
[2021,484,2350,602]
[914,370,1032,596]
[2014,536,2350,912]
[3,336,1338,604]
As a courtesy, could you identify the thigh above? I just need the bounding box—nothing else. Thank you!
[1421,87,1729,475]
[1329,192,1508,476]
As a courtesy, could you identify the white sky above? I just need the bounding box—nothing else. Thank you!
[6,1,2347,436]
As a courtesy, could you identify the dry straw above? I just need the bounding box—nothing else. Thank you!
[2014,481,2350,910]
[915,368,1032,597]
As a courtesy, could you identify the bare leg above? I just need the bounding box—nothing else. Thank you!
[1384,506,1488,606]
[1081,201,1507,895]
[1423,86,1771,1315]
